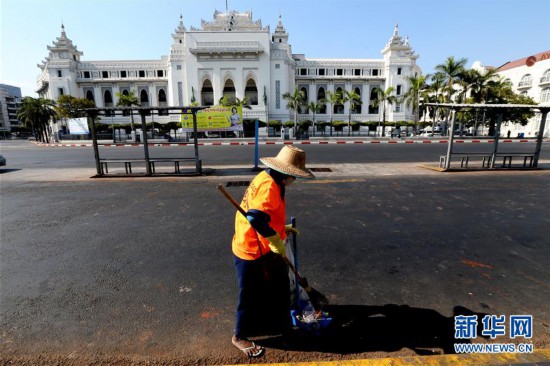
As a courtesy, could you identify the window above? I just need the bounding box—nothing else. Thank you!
[395,104,401,113]
[318,68,325,76]
[140,89,149,106]
[139,70,146,77]
[354,69,361,76]
[58,88,64,96]
[83,71,90,78]
[541,87,550,103]
[396,85,402,95]
[57,70,62,77]
[300,68,307,76]
[336,69,343,76]
[317,87,326,114]
[176,65,182,70]
[102,71,109,78]
[121,71,127,78]
[541,69,550,83]
[397,68,402,75]
[519,74,532,87]
[157,70,164,77]
[372,69,379,76]
[275,64,280,69]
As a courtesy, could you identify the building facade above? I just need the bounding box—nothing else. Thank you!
[473,50,550,137]
[36,10,420,129]
[0,84,23,133]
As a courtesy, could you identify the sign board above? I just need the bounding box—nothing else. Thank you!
[181,106,243,131]
[67,117,90,134]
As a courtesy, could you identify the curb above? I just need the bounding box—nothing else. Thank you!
[227,348,550,366]
[34,139,541,148]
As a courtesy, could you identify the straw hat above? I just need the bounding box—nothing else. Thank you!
[260,145,315,179]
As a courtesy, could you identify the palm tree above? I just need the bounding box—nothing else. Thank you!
[403,75,427,133]
[307,100,324,136]
[282,87,305,131]
[372,86,397,137]
[219,95,252,110]
[342,90,362,136]
[326,90,343,136]
[116,91,140,132]
[17,97,57,143]
[426,72,446,135]
[435,56,468,103]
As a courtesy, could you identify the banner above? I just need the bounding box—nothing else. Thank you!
[181,106,243,131]
[67,117,90,134]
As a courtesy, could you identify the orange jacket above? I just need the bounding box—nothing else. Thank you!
[232,171,287,260]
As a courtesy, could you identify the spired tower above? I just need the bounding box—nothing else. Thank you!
[169,15,188,106]
[381,24,421,119]
[37,24,83,99]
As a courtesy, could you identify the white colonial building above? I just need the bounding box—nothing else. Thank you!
[473,50,550,137]
[36,10,420,129]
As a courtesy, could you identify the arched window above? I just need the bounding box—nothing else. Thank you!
[335,87,344,114]
[519,74,532,88]
[369,87,380,114]
[104,90,113,107]
[104,90,113,116]
[223,79,236,104]
[317,87,326,114]
[85,90,95,103]
[300,87,309,114]
[353,87,362,114]
[245,79,258,105]
[158,89,167,107]
[201,79,214,106]
[541,69,550,83]
[140,89,149,107]
[541,87,550,103]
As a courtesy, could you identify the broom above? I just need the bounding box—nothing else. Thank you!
[217,184,329,310]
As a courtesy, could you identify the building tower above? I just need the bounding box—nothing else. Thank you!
[37,24,83,99]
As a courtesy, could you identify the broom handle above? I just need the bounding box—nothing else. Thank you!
[216,184,305,285]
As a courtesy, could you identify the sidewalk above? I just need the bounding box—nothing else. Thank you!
[34,135,547,147]
[228,349,550,366]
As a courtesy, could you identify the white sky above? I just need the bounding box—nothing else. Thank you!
[1,0,549,97]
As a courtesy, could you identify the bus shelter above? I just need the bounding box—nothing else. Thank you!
[84,106,206,177]
[424,103,549,171]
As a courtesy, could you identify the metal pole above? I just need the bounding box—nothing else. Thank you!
[192,109,201,174]
[444,109,457,170]
[253,119,260,171]
[490,113,503,169]
[140,110,152,175]
[89,114,102,175]
[291,216,299,309]
[533,110,548,168]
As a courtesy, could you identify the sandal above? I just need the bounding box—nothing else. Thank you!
[232,335,265,358]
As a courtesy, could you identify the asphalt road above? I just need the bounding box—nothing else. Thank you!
[1,140,549,365]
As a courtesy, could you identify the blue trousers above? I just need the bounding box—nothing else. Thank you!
[234,252,291,338]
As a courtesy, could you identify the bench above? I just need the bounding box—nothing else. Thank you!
[439,153,492,169]
[100,159,146,174]
[494,153,535,168]
[148,158,202,173]
[100,158,202,174]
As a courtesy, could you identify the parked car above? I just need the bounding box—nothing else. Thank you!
[0,154,6,166]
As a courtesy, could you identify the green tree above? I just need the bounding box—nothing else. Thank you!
[307,100,324,136]
[326,90,343,136]
[282,87,306,130]
[115,91,140,132]
[219,95,252,109]
[372,86,397,137]
[342,90,362,136]
[403,74,427,133]
[17,97,57,143]
[435,56,468,103]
